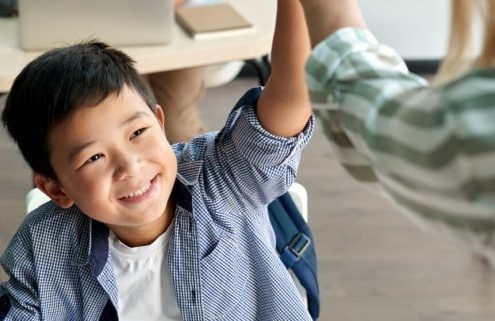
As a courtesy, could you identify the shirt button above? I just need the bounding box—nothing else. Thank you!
[191,289,197,303]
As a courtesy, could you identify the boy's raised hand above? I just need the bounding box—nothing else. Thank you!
[256,0,312,138]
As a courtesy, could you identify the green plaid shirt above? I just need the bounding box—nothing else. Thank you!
[306,28,495,245]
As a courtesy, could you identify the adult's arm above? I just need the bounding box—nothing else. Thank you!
[299,0,366,47]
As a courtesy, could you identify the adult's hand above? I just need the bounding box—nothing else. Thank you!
[173,0,185,9]
[299,0,366,47]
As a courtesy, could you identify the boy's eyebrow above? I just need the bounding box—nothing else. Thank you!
[68,141,97,163]
[68,111,150,162]
[119,111,150,128]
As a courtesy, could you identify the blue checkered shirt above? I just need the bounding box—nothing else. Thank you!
[0,88,314,321]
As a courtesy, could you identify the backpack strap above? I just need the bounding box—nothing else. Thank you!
[268,192,320,320]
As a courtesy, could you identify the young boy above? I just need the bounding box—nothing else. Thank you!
[0,0,313,320]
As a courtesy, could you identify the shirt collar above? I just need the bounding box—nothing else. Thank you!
[177,159,203,186]
[70,214,109,277]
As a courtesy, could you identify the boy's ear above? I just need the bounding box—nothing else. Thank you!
[33,173,74,208]
[155,104,165,129]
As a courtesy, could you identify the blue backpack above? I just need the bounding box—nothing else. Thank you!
[268,192,320,320]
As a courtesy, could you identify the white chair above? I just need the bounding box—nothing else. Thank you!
[287,182,308,221]
[203,61,245,88]
[25,187,51,213]
[286,182,309,306]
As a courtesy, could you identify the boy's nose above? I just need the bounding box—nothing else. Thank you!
[114,153,142,181]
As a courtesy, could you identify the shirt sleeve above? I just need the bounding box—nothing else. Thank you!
[306,28,427,182]
[202,87,314,211]
[1,226,41,320]
[305,27,495,229]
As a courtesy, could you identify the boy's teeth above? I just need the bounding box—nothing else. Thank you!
[124,181,151,198]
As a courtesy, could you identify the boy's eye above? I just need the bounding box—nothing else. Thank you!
[85,154,103,165]
[130,128,148,139]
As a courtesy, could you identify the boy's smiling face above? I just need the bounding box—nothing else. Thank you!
[35,86,178,246]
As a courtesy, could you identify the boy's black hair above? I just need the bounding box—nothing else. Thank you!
[1,41,156,179]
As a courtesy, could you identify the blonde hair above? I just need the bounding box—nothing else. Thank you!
[435,0,495,83]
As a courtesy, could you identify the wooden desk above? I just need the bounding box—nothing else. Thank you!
[0,0,276,92]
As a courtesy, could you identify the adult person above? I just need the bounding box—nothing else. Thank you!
[299,0,495,263]
[146,0,208,143]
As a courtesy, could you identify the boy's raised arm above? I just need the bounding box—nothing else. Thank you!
[256,0,312,138]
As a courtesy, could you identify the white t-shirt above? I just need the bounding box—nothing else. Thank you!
[109,229,181,321]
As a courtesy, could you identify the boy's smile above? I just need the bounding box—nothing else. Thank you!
[118,175,156,203]
[35,86,178,247]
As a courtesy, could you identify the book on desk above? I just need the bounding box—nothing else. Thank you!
[176,3,254,40]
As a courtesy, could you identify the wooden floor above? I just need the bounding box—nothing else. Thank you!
[2,78,495,320]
